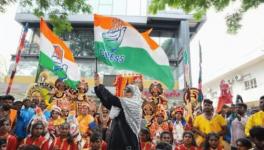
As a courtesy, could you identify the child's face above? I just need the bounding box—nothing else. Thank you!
[183,134,193,145]
[208,136,219,149]
[0,120,10,133]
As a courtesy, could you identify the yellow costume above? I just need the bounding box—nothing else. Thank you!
[193,114,227,146]
[77,114,95,135]
[245,111,264,136]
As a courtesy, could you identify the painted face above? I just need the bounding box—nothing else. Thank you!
[143,105,153,116]
[32,123,44,137]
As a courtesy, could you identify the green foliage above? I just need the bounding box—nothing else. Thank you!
[149,0,264,34]
[19,0,92,35]
[0,0,16,12]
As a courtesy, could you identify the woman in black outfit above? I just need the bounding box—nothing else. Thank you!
[94,74,143,150]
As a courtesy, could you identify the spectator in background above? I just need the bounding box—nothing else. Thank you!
[224,104,235,144]
[245,96,264,136]
[13,100,23,112]
[1,95,17,127]
[249,126,264,150]
[14,98,35,139]
[171,106,187,145]
[231,103,248,150]
[193,99,227,147]
[39,100,50,120]
[236,138,252,150]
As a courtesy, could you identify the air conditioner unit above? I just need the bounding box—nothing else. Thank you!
[235,74,243,81]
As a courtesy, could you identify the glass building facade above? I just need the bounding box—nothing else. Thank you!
[10,0,204,102]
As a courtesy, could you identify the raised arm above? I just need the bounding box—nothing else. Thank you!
[94,73,121,109]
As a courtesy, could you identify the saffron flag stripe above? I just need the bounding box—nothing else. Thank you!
[39,18,80,89]
[94,14,174,89]
[94,27,169,66]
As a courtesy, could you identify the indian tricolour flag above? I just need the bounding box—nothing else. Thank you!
[39,18,80,89]
[94,14,174,89]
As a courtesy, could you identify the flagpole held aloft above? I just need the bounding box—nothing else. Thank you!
[6,23,28,95]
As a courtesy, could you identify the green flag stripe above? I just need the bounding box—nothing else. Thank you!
[39,51,79,89]
[95,41,174,89]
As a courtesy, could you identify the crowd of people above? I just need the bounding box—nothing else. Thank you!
[0,74,263,150]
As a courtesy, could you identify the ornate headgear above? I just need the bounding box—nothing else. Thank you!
[142,101,156,112]
[171,106,184,116]
[51,105,62,114]
[78,79,88,93]
[155,104,167,120]
[26,82,53,107]
[149,82,163,95]
[28,107,48,134]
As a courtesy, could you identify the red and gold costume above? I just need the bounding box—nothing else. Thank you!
[75,80,96,115]
[22,136,49,150]
[142,101,156,127]
[148,82,168,107]
[149,105,173,143]
[50,137,78,150]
